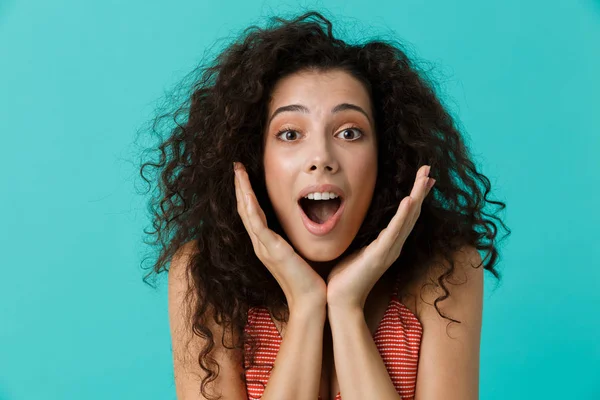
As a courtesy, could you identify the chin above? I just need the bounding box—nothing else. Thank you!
[293,239,349,263]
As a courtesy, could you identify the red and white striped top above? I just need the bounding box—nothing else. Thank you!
[243,273,423,400]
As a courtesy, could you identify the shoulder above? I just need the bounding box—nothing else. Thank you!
[403,245,483,322]
[168,240,199,294]
[168,240,200,326]
[410,245,484,400]
[170,240,199,275]
[168,240,248,400]
[168,239,199,326]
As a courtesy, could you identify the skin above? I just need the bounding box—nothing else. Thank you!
[232,68,440,399]
[233,67,436,310]
[169,68,483,400]
[262,68,379,278]
[234,153,435,398]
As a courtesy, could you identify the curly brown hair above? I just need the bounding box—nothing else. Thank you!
[137,10,510,399]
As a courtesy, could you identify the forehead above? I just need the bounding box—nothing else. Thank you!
[267,69,372,113]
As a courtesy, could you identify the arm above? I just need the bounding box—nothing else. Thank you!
[169,242,327,400]
[168,242,248,400]
[328,246,483,400]
[413,245,483,400]
[233,162,328,399]
[324,166,434,400]
[328,304,402,400]
[261,301,326,400]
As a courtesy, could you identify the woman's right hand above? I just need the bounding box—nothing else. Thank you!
[234,162,327,312]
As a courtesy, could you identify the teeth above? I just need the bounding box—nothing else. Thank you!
[305,192,339,200]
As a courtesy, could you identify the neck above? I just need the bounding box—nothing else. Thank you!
[306,259,337,281]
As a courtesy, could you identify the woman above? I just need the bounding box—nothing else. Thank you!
[139,11,509,400]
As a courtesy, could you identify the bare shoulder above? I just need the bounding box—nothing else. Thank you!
[409,245,484,400]
[168,240,248,400]
[401,245,483,321]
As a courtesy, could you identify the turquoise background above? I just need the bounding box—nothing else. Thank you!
[1,0,598,399]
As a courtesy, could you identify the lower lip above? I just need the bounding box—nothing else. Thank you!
[299,200,346,236]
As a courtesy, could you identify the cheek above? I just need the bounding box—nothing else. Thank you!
[263,152,296,210]
[348,150,378,213]
[354,148,377,187]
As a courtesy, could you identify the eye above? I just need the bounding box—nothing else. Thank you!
[335,127,363,141]
[275,129,302,142]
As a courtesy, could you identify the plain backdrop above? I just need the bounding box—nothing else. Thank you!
[1,0,599,399]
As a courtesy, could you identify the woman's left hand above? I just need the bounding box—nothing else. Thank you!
[326,165,436,310]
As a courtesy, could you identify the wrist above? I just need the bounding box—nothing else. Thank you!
[326,301,364,318]
[288,296,327,320]
[326,293,365,312]
[327,303,364,331]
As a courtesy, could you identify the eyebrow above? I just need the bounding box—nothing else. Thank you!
[267,103,372,126]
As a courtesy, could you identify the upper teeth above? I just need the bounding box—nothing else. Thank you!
[304,192,339,200]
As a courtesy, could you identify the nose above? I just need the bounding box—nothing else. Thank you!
[304,134,339,174]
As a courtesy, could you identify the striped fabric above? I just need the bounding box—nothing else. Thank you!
[243,274,423,400]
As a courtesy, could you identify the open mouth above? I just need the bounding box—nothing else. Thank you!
[298,197,343,224]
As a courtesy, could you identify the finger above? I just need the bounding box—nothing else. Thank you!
[373,166,434,266]
[389,195,413,242]
[426,178,436,196]
[234,166,291,278]
[234,165,260,244]
[389,166,430,245]
[237,163,270,223]
[234,165,268,254]
[423,164,435,197]
[376,195,417,266]
[377,165,427,242]
[373,195,412,253]
[235,163,279,251]
[235,164,257,204]
[409,165,431,201]
[416,165,436,206]
[404,165,431,222]
[235,163,267,223]
[244,187,279,251]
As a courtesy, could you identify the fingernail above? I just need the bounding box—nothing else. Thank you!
[426,165,431,177]
[428,178,436,189]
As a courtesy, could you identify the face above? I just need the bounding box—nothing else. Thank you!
[263,68,378,264]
